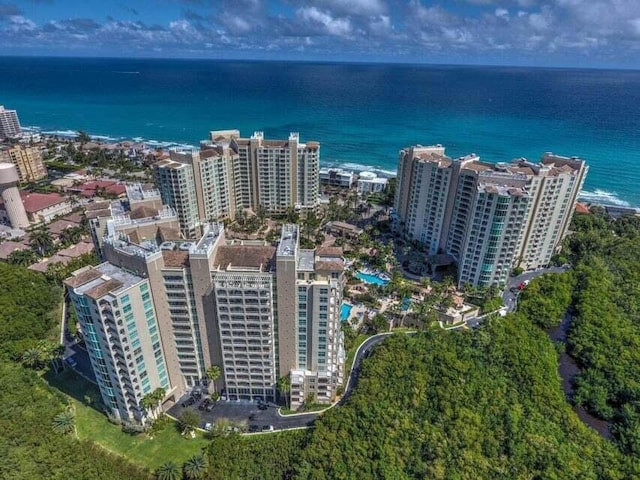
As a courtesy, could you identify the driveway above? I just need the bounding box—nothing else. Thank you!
[167,332,398,432]
[502,265,568,313]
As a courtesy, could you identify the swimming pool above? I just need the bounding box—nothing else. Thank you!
[340,303,353,322]
[356,272,390,286]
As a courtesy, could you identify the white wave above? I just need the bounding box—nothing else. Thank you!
[325,161,397,178]
[41,129,79,137]
[90,134,120,141]
[579,189,631,207]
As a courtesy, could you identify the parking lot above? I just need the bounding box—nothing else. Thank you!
[167,394,318,432]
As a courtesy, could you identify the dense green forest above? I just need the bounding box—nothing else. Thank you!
[4,210,640,479]
[0,263,149,480]
[564,213,640,456]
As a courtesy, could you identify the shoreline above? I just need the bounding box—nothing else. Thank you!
[17,126,639,209]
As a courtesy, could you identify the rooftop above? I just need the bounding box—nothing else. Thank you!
[298,250,315,271]
[73,263,146,300]
[126,183,161,202]
[277,224,299,257]
[214,245,276,271]
[18,192,70,213]
[0,241,28,260]
[162,250,190,268]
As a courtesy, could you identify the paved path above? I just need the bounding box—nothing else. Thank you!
[167,332,400,432]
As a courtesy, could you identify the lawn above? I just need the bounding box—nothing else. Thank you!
[45,368,208,470]
[344,334,371,376]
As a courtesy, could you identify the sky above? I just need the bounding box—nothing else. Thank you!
[2,0,640,67]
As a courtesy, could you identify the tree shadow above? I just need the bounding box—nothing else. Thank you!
[43,366,105,415]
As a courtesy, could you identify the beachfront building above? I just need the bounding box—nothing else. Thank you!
[357,171,388,194]
[0,145,47,183]
[0,105,21,138]
[64,263,173,423]
[320,167,356,188]
[79,220,345,412]
[201,130,321,216]
[393,145,587,287]
[153,130,321,238]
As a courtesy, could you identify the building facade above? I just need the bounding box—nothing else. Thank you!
[0,145,47,183]
[393,145,588,287]
[320,168,356,188]
[76,218,346,415]
[64,263,172,422]
[0,105,21,138]
[153,154,201,238]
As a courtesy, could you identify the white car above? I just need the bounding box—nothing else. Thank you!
[204,423,213,431]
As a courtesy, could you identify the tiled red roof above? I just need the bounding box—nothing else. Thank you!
[575,202,590,214]
[20,192,70,213]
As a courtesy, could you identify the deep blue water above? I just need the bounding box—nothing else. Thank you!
[1,56,639,206]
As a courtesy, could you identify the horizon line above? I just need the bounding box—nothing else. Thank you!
[1,54,639,73]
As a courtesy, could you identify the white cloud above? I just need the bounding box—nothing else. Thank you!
[495,8,509,20]
[297,6,352,37]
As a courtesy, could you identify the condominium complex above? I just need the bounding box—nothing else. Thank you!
[64,263,172,422]
[68,217,345,420]
[0,105,21,138]
[0,145,47,183]
[394,145,587,287]
[153,130,320,238]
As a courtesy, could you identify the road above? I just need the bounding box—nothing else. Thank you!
[465,266,569,328]
[167,332,396,432]
[502,266,569,313]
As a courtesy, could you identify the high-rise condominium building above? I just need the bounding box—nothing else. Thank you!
[64,263,172,422]
[394,145,587,287]
[0,145,47,183]
[153,131,320,238]
[74,218,345,416]
[0,105,21,138]
[153,153,201,238]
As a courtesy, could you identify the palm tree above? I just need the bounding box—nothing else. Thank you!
[183,454,207,480]
[7,249,37,266]
[30,227,54,257]
[278,375,291,410]
[22,348,43,369]
[179,409,199,435]
[142,387,165,420]
[52,410,75,435]
[205,365,221,394]
[155,461,181,480]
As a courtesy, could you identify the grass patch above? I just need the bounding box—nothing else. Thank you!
[45,368,208,470]
[345,334,371,375]
[280,403,328,415]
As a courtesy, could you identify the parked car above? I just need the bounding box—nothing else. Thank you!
[205,401,215,412]
[182,397,196,408]
[258,403,268,410]
[262,425,275,432]
[248,425,260,433]
[204,422,213,431]
[198,399,211,411]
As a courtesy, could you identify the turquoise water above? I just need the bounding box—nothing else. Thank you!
[1,57,639,206]
[401,298,412,311]
[340,303,353,322]
[356,272,390,286]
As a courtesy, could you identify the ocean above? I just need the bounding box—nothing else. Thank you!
[1,56,639,207]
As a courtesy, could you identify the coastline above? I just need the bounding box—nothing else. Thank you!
[21,126,638,209]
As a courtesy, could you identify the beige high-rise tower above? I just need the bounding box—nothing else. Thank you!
[0,163,29,228]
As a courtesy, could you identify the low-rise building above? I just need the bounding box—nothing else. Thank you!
[357,171,388,194]
[320,168,356,188]
[0,192,73,225]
